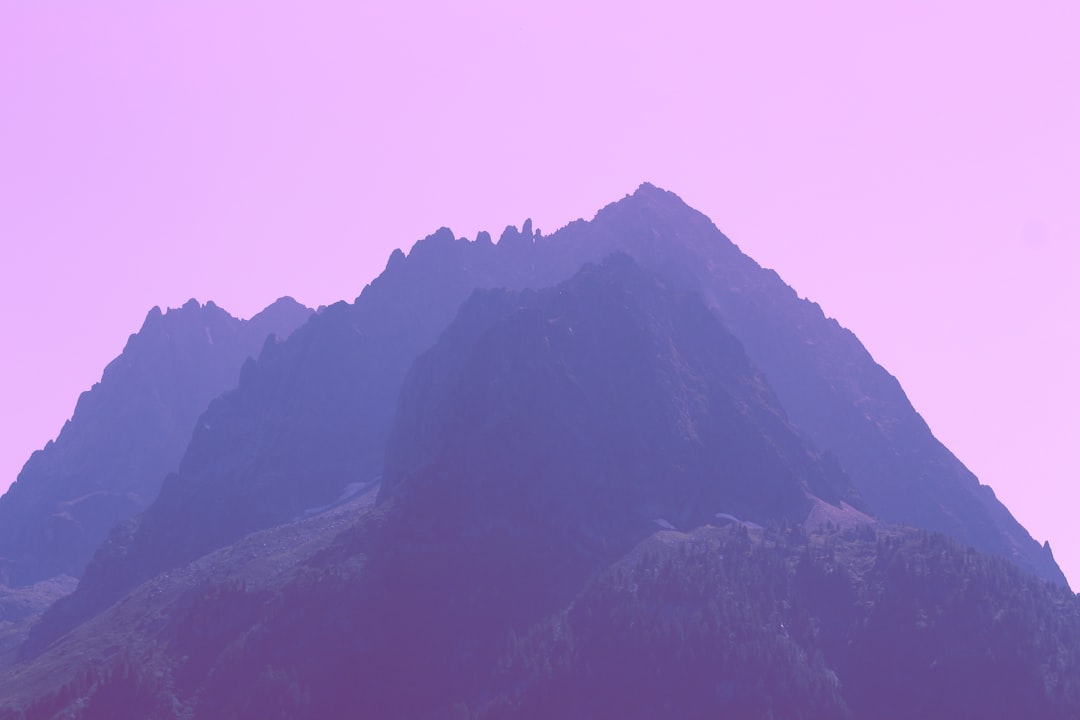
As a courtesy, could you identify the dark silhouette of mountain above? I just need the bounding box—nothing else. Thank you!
[476,523,1080,720]
[2,259,1077,719]
[0,297,312,586]
[309,255,857,715]
[25,183,1064,660]
[382,254,858,521]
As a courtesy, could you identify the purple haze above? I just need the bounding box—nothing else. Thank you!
[1,2,1077,584]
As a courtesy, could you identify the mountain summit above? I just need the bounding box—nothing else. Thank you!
[568,184,1065,585]
[0,297,312,586]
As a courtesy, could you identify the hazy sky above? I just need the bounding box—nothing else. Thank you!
[2,1,1077,584]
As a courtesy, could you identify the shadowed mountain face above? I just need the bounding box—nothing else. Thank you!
[3,259,1077,720]
[382,255,857,527]
[342,256,854,714]
[0,298,312,586]
[26,183,1064,658]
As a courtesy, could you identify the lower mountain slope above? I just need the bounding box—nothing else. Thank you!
[0,490,381,719]
[9,518,1076,720]
[476,523,1080,720]
[0,579,76,669]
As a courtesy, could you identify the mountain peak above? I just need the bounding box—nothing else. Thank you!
[247,296,312,326]
[157,298,234,325]
[139,305,164,332]
[627,181,693,211]
[0,295,311,587]
[259,295,305,313]
[585,183,722,254]
[632,180,676,198]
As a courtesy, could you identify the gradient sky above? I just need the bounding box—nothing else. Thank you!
[1,1,1077,584]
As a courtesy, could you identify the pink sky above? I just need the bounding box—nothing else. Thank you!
[2,1,1077,584]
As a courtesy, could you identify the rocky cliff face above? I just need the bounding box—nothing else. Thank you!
[0,297,312,586]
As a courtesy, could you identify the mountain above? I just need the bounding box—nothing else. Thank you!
[547,186,1064,584]
[2,257,1077,719]
[23,227,570,651]
[25,184,1065,659]
[0,297,312,586]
